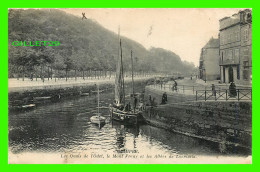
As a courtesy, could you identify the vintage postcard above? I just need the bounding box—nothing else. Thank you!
[8,8,252,164]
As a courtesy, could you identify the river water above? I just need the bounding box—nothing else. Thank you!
[8,85,251,164]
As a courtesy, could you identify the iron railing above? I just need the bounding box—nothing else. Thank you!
[148,84,252,101]
[195,89,252,101]
[149,84,210,94]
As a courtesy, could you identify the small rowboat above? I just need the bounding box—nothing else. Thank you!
[10,104,36,111]
[80,92,90,96]
[90,115,106,125]
[90,84,106,126]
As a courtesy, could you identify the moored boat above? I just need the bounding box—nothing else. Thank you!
[9,103,36,112]
[90,84,106,125]
[109,29,144,124]
[90,115,106,124]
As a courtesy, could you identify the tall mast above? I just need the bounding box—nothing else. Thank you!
[120,39,125,106]
[131,50,135,98]
[114,26,121,105]
[117,26,120,66]
[97,84,99,116]
[131,50,135,113]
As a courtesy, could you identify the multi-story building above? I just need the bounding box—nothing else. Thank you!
[199,37,220,81]
[219,9,252,85]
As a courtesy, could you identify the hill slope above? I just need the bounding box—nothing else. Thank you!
[8,9,196,78]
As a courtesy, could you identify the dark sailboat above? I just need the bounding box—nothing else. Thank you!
[109,30,144,125]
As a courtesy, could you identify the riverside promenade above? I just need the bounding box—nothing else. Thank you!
[143,77,252,149]
[146,77,252,102]
[8,76,154,93]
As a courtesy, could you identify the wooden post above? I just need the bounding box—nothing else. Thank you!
[75,69,77,81]
[205,90,206,101]
[237,89,240,101]
[48,66,50,81]
[51,66,53,80]
[226,90,228,101]
[66,70,68,82]
[22,65,25,81]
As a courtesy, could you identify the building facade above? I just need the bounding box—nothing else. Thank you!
[219,9,252,85]
[199,37,220,81]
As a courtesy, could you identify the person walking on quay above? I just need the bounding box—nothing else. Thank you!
[161,92,167,104]
[172,80,178,92]
[211,84,216,96]
[229,82,237,97]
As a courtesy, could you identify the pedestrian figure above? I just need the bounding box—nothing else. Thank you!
[164,92,167,102]
[212,84,216,96]
[174,80,178,92]
[149,95,152,105]
[172,84,175,92]
[30,73,33,81]
[124,102,131,112]
[229,82,237,97]
[161,92,167,104]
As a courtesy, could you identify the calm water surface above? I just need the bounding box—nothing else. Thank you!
[8,88,250,161]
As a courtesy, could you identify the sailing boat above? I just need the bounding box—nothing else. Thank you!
[109,37,144,125]
[90,84,106,125]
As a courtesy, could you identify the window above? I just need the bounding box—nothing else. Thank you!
[244,29,248,41]
[227,49,233,60]
[221,51,224,62]
[247,13,252,22]
[236,32,240,41]
[234,49,239,62]
[220,35,224,45]
[232,33,235,42]
[243,48,249,61]
[243,48,250,80]
[228,34,231,43]
[243,61,249,69]
[243,70,249,80]
[230,50,234,60]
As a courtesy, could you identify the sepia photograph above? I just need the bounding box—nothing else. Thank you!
[8,8,252,164]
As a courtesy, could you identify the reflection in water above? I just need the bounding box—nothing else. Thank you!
[9,90,250,158]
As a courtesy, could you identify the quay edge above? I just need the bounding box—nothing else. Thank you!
[8,78,153,110]
[142,85,252,150]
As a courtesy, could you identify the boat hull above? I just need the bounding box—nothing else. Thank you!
[9,104,36,112]
[90,115,106,125]
[109,106,144,125]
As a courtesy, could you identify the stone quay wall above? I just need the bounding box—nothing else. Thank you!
[143,86,252,149]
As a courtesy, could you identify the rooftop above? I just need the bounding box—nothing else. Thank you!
[203,37,219,49]
[219,9,252,22]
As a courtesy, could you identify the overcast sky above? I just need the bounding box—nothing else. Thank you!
[61,8,245,66]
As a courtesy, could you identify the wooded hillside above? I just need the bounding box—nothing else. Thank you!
[8,9,196,79]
